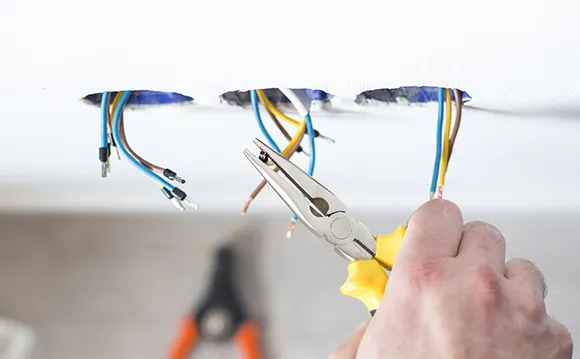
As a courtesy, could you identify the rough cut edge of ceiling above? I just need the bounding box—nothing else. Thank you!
[0,0,579,111]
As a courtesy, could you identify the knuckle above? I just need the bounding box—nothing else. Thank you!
[472,264,502,304]
[405,259,441,288]
[464,221,505,244]
[519,293,547,322]
[513,258,547,297]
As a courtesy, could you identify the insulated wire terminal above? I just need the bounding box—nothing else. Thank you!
[171,187,199,210]
[99,147,109,178]
[313,130,335,143]
[161,188,185,212]
[163,168,187,184]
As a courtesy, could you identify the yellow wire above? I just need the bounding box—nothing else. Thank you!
[255,90,306,158]
[111,92,163,188]
[256,90,300,127]
[438,88,453,188]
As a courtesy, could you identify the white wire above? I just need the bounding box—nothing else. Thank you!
[279,88,310,117]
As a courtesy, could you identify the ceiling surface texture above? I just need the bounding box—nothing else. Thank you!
[0,0,578,213]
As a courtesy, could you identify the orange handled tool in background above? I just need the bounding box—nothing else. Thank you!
[166,243,262,359]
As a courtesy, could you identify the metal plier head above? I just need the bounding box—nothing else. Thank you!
[243,138,378,262]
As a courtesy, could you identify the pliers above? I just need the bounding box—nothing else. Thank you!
[166,243,262,359]
[243,138,407,315]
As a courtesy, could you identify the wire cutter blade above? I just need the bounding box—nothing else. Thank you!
[243,138,346,238]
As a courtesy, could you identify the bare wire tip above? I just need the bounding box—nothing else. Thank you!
[101,163,107,178]
[241,198,253,216]
[183,197,200,210]
[286,220,296,239]
[436,186,444,199]
[175,175,186,185]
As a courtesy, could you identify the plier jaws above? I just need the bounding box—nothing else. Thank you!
[243,138,377,261]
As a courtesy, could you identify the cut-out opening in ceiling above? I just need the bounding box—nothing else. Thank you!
[82,91,195,107]
[219,88,334,107]
[355,86,472,105]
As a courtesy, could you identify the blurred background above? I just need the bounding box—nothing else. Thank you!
[1,211,579,359]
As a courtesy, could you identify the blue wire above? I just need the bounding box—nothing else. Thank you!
[250,90,281,153]
[304,113,316,176]
[101,92,110,148]
[111,91,175,191]
[249,89,317,225]
[430,88,445,195]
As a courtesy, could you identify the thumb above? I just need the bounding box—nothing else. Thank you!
[329,318,372,359]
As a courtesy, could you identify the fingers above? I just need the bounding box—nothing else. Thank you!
[399,199,464,262]
[329,318,371,359]
[504,258,547,299]
[456,221,506,273]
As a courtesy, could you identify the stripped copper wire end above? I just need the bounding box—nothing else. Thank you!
[429,192,435,200]
[286,219,296,239]
[241,197,253,216]
[437,186,444,199]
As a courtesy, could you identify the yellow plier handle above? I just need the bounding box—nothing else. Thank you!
[339,225,407,314]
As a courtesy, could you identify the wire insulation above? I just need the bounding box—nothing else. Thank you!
[430,88,445,198]
[256,90,300,127]
[111,91,175,190]
[278,88,316,235]
[438,88,453,190]
[101,93,110,148]
[250,90,281,153]
[448,89,463,163]
[278,88,316,175]
[242,92,307,215]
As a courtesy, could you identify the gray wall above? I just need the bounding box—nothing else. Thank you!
[0,211,578,358]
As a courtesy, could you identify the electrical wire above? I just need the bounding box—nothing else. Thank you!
[448,89,463,163]
[257,89,334,143]
[250,90,281,153]
[111,91,175,190]
[118,110,164,172]
[279,88,316,238]
[279,88,316,175]
[257,89,300,127]
[101,93,110,148]
[250,90,307,158]
[437,88,453,197]
[430,88,445,199]
[266,106,309,156]
[243,92,307,215]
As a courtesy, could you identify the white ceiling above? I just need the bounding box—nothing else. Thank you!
[0,0,579,213]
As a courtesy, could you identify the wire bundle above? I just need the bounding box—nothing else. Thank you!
[244,88,333,238]
[99,91,198,211]
[430,88,463,200]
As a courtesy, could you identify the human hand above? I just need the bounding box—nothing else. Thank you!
[331,199,573,359]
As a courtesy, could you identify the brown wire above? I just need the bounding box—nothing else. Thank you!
[241,110,306,215]
[118,113,164,172]
[447,89,463,163]
[109,93,164,172]
[266,106,292,142]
